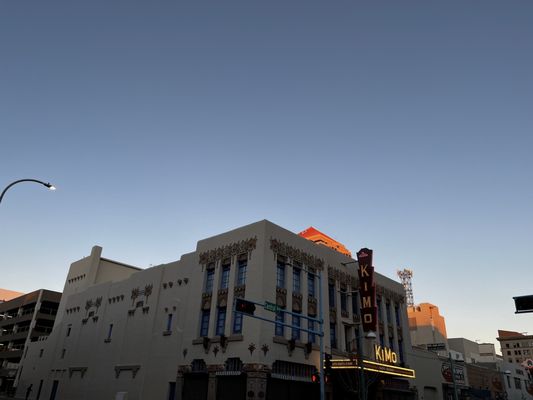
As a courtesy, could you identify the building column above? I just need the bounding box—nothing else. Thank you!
[244,364,268,400]
[207,364,224,400]
[175,367,186,400]
[207,372,217,400]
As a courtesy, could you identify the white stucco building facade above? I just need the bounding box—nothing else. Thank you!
[17,220,416,400]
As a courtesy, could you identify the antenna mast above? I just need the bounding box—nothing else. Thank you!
[397,268,414,307]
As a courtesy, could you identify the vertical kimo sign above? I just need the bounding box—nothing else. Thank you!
[357,248,377,332]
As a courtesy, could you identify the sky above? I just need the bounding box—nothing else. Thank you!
[1,0,532,348]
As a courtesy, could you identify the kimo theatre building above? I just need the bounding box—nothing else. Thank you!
[16,221,417,400]
[326,248,416,400]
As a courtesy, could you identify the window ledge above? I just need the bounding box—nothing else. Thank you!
[104,338,112,343]
[163,330,172,336]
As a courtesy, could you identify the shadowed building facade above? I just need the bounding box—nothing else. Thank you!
[0,289,61,395]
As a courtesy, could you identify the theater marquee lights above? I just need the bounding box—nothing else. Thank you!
[330,358,416,379]
[356,248,377,332]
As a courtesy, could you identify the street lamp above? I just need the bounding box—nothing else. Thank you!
[0,179,56,205]
[356,310,376,400]
[343,287,376,400]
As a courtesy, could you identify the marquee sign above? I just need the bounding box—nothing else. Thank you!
[374,345,398,364]
[330,358,415,379]
[356,248,377,332]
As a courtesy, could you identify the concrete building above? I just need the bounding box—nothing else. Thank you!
[497,331,533,399]
[498,330,533,366]
[408,303,448,355]
[448,338,481,364]
[500,360,533,399]
[0,289,61,395]
[0,289,24,303]
[447,336,533,399]
[17,220,416,400]
[409,348,445,400]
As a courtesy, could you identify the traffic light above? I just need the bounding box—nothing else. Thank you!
[514,295,533,314]
[311,373,320,383]
[324,353,332,372]
[324,353,333,386]
[235,298,256,315]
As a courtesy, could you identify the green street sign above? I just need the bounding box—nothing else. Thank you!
[264,301,281,313]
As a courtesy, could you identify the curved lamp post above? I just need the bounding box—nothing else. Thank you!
[0,179,56,205]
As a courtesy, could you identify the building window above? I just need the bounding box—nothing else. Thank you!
[352,294,359,316]
[308,274,315,298]
[167,382,176,400]
[237,257,247,286]
[66,324,72,337]
[293,267,301,293]
[205,269,215,293]
[385,302,391,323]
[506,375,511,388]
[107,323,114,340]
[398,338,404,362]
[276,259,285,289]
[291,315,300,340]
[376,297,382,320]
[216,308,226,336]
[220,265,230,290]
[39,349,44,358]
[200,310,210,337]
[344,325,351,352]
[308,319,315,343]
[340,288,347,313]
[328,282,336,308]
[233,311,243,334]
[507,351,511,355]
[395,304,401,326]
[166,314,173,332]
[61,349,66,359]
[275,311,284,337]
[330,323,337,349]
[379,333,385,347]
[514,377,521,389]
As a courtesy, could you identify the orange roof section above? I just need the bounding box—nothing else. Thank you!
[498,330,526,339]
[0,288,24,302]
[299,227,352,257]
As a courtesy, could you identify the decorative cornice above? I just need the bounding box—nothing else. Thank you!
[327,266,356,286]
[199,237,258,265]
[376,286,405,304]
[270,238,324,271]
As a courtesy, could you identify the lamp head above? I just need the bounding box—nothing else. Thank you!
[45,183,56,191]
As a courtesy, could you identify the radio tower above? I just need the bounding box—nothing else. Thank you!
[397,269,414,307]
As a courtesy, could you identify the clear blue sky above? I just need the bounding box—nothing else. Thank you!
[1,0,532,347]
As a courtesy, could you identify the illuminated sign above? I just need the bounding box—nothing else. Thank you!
[374,345,398,364]
[330,358,415,379]
[356,248,377,332]
[441,362,465,385]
